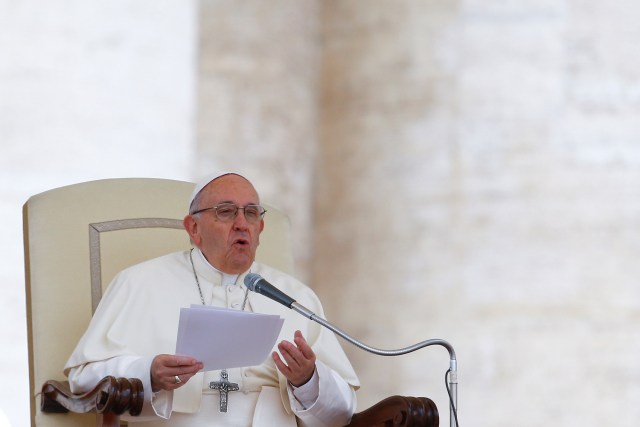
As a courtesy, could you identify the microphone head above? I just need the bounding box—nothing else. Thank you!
[244,273,263,291]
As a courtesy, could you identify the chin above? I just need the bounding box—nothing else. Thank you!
[228,259,253,274]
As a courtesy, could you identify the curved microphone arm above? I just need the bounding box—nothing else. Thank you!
[291,302,456,359]
[291,302,458,427]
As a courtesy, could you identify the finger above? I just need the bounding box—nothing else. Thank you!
[174,362,204,376]
[272,351,292,376]
[293,331,316,361]
[180,367,202,381]
[173,375,183,387]
[157,374,179,391]
[278,341,303,368]
[154,355,186,373]
[155,354,196,366]
[167,355,202,367]
[170,369,199,390]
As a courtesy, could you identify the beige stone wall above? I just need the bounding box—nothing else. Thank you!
[314,1,640,426]
[195,1,640,425]
[316,0,465,419]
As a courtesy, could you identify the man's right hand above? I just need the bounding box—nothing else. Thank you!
[150,354,203,392]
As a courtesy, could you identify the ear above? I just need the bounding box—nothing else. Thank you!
[183,215,201,246]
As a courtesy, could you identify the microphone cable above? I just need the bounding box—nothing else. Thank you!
[446,368,460,426]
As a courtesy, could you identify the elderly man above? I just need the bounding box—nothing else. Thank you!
[65,172,359,427]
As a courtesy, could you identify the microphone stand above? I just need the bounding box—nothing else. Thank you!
[290,302,458,427]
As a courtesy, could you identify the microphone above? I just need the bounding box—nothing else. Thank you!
[244,273,296,308]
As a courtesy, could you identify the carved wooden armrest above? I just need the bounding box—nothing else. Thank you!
[41,380,437,426]
[346,395,439,427]
[41,376,144,417]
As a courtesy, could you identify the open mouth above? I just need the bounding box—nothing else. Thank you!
[233,238,249,247]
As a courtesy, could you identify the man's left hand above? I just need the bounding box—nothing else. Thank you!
[272,330,316,387]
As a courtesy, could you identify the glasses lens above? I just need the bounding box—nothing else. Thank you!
[243,205,263,223]
[215,203,238,221]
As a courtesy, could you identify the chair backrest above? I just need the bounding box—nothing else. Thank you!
[23,178,294,427]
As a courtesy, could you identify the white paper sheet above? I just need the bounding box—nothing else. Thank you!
[175,305,284,371]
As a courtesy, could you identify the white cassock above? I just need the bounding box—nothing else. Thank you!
[65,249,360,427]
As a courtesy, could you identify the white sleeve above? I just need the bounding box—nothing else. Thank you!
[66,355,174,420]
[287,360,357,427]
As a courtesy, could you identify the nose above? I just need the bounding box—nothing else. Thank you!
[232,209,250,229]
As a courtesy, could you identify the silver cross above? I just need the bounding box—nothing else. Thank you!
[209,369,239,412]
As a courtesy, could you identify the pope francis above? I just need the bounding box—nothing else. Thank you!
[64,172,360,427]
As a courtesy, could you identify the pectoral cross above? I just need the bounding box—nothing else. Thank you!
[209,369,239,412]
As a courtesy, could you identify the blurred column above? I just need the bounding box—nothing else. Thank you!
[195,0,320,276]
[314,0,462,411]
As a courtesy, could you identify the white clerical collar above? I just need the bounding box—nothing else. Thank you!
[221,272,239,287]
[194,248,239,287]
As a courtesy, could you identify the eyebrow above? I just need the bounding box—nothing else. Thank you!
[217,200,260,205]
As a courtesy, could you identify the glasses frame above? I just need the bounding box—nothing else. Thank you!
[190,202,267,223]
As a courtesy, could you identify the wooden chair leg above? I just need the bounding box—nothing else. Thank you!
[98,411,121,427]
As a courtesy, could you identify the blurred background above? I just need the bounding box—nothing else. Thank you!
[2,1,640,426]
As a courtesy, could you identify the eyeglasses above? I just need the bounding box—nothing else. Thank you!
[190,202,267,223]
